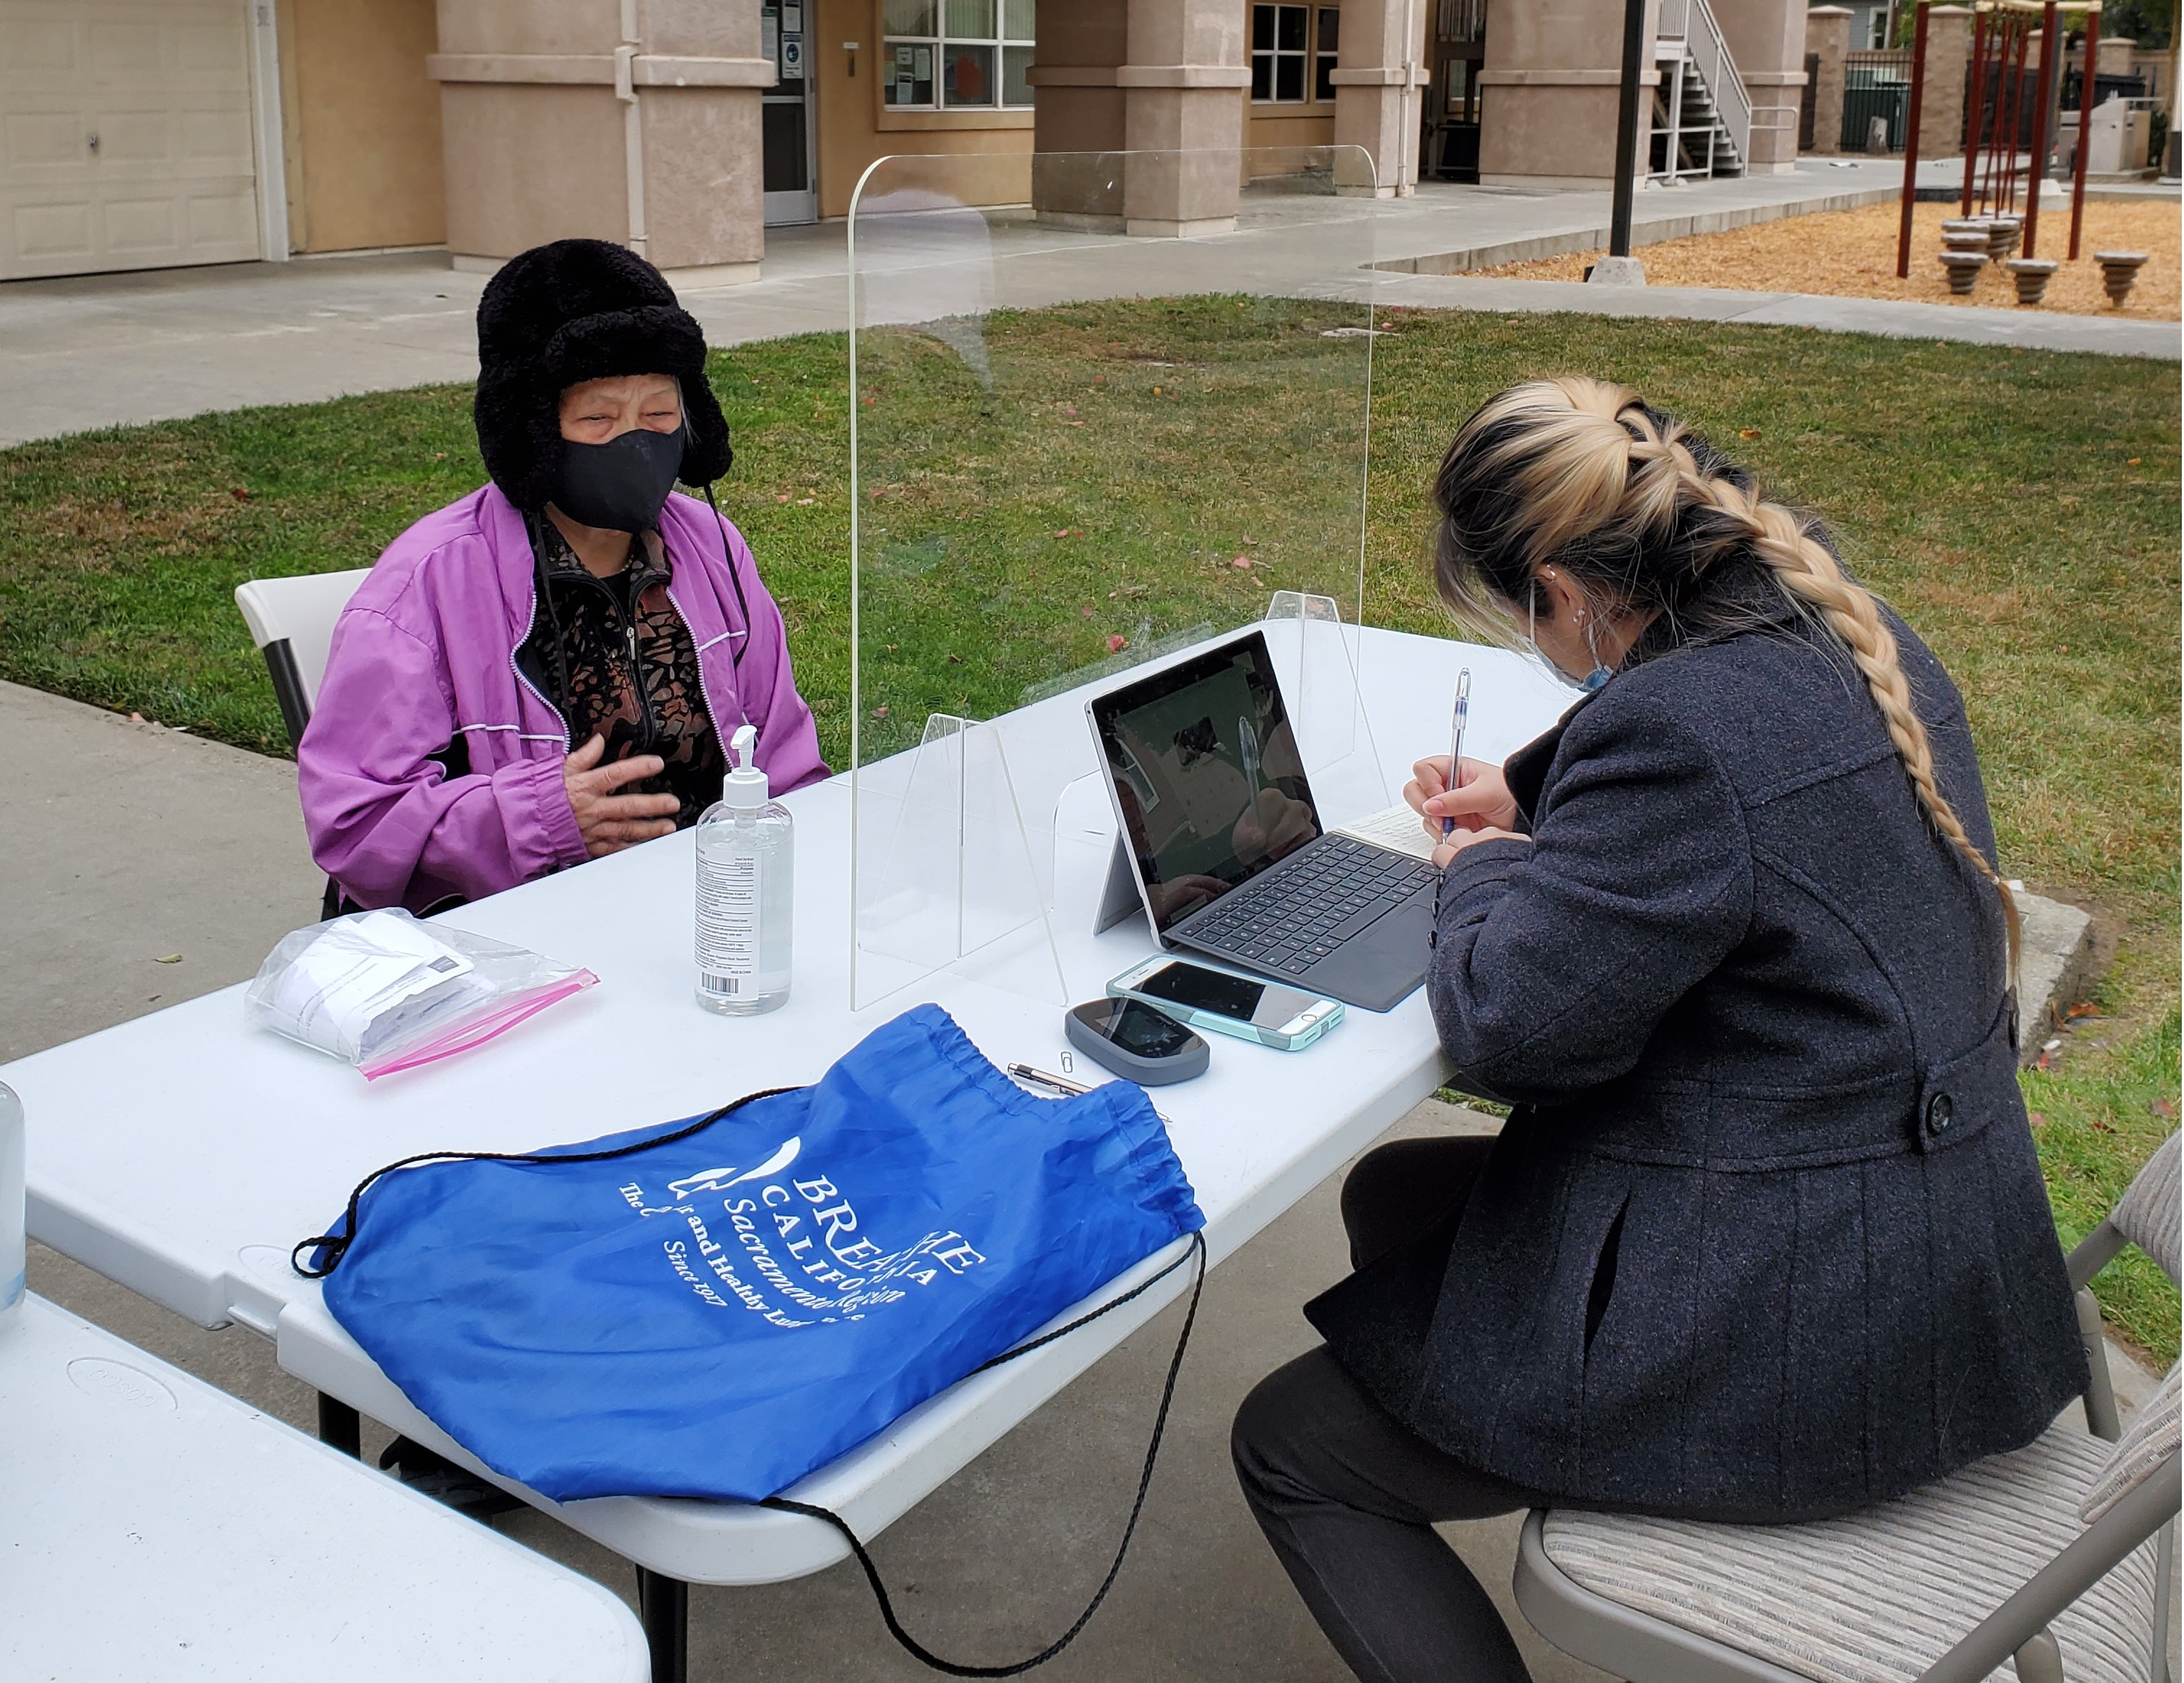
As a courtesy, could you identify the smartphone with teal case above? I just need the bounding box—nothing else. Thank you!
[1106,955,1342,1052]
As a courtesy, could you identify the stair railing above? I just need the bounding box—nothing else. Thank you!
[1658,0,1751,170]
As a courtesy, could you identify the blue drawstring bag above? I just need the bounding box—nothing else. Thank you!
[296,1005,1204,1505]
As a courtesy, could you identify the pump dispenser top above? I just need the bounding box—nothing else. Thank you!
[722,723,768,808]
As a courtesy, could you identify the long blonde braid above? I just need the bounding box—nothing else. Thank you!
[1433,376,2020,981]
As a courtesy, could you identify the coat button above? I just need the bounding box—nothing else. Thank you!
[1925,1092,1954,1136]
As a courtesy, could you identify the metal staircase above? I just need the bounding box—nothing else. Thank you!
[1652,0,1751,181]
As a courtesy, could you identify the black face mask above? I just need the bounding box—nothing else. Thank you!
[552,425,687,533]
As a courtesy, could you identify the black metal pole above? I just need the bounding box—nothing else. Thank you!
[318,1393,362,1458]
[637,1567,689,1683]
[1609,0,1647,256]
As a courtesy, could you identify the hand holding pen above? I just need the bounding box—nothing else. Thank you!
[1404,667,1524,860]
[1442,670,1470,838]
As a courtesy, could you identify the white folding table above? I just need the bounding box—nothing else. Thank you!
[1,1292,650,1682]
[4,626,1569,1680]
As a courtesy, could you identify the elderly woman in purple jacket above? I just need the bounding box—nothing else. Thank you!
[299,239,827,914]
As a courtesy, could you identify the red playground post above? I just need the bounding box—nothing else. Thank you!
[1962,6,1990,216]
[2001,23,2027,215]
[2068,1,2101,256]
[2023,0,2058,255]
[1897,1,1932,278]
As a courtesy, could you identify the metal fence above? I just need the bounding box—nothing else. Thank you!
[1808,46,2165,163]
[1842,48,1913,152]
[2060,67,2149,111]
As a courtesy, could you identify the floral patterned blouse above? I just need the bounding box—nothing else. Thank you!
[517,518,726,828]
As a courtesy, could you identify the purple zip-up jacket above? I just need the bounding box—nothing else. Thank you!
[298,484,828,912]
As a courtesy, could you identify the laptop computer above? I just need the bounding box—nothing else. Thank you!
[1086,629,1439,1013]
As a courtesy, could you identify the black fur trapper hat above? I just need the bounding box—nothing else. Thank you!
[472,238,732,512]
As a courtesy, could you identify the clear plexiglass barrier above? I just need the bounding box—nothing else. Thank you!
[848,147,1384,1011]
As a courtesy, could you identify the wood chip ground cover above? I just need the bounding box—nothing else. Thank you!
[1485,198,2181,319]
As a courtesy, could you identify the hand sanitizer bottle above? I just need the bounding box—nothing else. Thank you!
[695,723,792,1015]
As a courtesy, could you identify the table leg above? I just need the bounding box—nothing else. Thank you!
[636,1567,688,1683]
[317,1393,361,1458]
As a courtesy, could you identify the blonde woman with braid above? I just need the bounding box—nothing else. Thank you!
[1231,378,2086,1683]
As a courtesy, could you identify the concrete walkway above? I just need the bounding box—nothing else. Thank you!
[1374,270,2183,356]
[4,158,2170,448]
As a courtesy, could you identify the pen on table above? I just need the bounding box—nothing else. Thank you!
[1008,1063,1091,1097]
[1442,667,1471,838]
[1009,1062,1172,1124]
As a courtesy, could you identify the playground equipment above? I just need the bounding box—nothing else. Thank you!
[2094,249,2149,304]
[1983,213,2024,257]
[1941,251,1992,291]
[2006,256,2062,302]
[1894,0,2102,279]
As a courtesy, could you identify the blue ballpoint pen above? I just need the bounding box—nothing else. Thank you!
[1442,668,1471,837]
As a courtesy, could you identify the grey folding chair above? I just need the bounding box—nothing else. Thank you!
[1514,1133,2181,1683]
[234,568,370,751]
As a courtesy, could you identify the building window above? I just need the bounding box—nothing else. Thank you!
[1314,7,1339,101]
[1251,4,1308,103]
[883,0,1035,110]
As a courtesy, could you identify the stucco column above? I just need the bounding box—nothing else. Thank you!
[1028,0,1130,230]
[1478,0,1657,189]
[1711,0,1806,172]
[1028,0,1244,235]
[1117,0,1249,234]
[1923,7,1973,160]
[636,0,768,277]
[429,0,771,279]
[1329,0,1432,194]
[1805,6,1851,155]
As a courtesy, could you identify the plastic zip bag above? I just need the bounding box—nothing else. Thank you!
[246,910,597,1080]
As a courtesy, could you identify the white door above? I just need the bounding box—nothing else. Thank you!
[0,0,262,281]
[760,0,816,225]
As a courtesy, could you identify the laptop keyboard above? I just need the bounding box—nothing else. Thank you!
[1184,836,1438,977]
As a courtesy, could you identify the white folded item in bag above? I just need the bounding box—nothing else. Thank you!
[246,910,596,1078]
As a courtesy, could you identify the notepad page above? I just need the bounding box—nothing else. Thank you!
[1332,802,1439,863]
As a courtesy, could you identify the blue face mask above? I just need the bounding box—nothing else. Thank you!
[1527,589,1616,694]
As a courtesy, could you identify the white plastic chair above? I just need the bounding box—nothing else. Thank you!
[234,568,370,750]
[1514,1133,2181,1683]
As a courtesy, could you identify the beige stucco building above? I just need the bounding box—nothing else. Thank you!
[0,0,1811,282]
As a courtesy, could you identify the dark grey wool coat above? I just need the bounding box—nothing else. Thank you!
[1308,567,2086,1519]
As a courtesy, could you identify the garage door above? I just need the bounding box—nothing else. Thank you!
[0,1,262,280]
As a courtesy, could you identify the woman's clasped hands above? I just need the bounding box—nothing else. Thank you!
[1404,755,1525,869]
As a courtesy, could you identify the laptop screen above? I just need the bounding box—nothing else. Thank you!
[1089,631,1322,933]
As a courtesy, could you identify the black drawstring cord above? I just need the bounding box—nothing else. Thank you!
[290,1086,800,1279]
[700,482,753,657]
[961,1226,1203,1380]
[760,1227,1209,1678]
[524,509,576,722]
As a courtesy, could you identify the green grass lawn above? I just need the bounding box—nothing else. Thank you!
[1,304,2175,1359]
